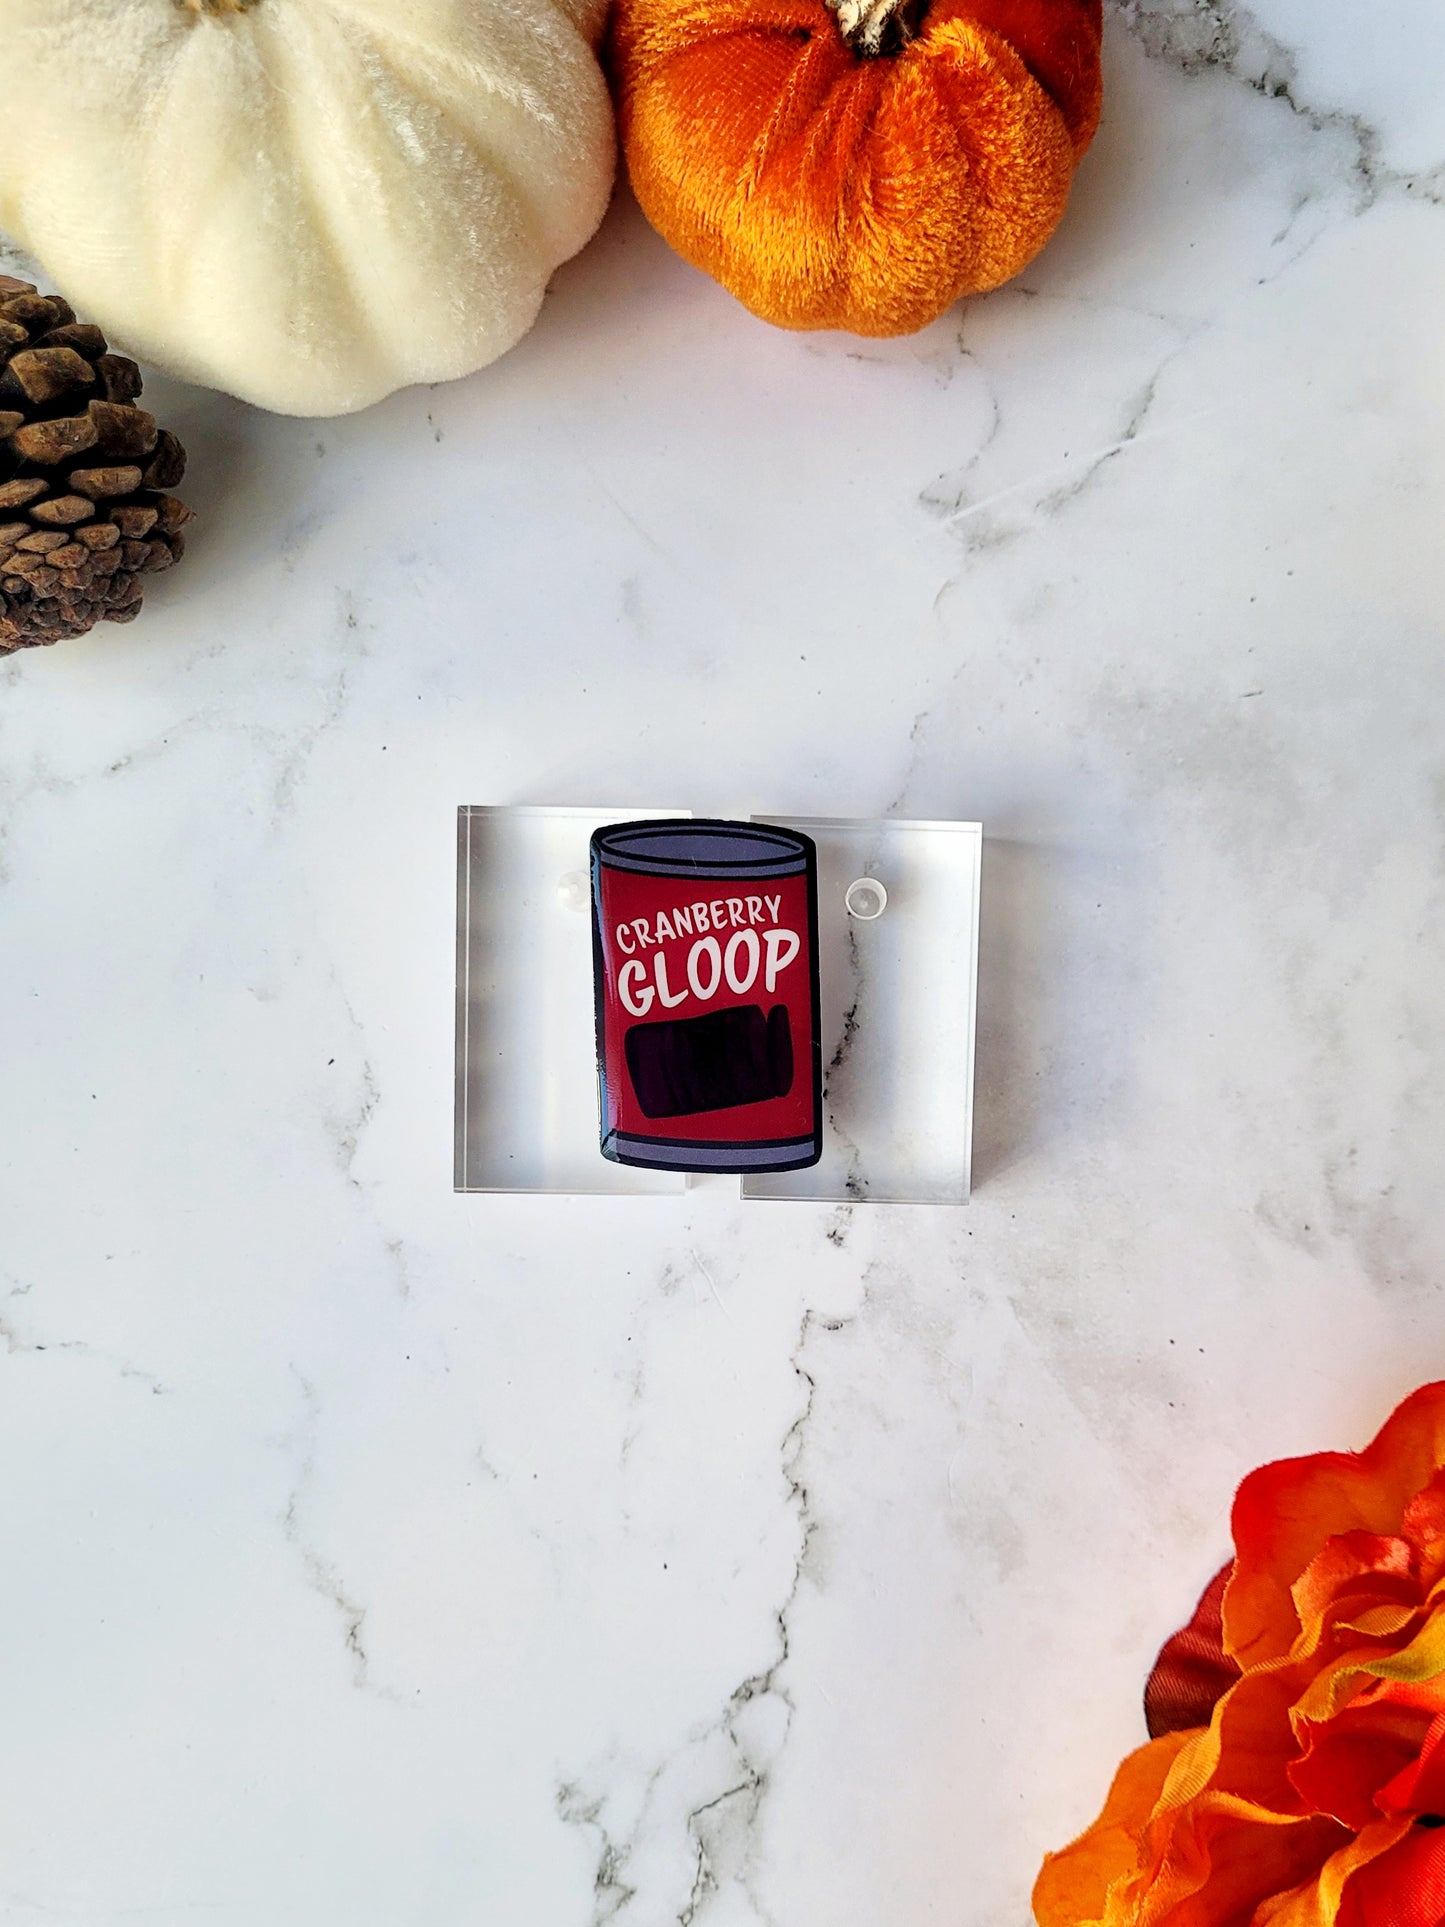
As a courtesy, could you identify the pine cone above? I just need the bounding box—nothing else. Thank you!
[0,275,191,653]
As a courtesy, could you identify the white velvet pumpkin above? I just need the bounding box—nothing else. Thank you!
[0,0,615,415]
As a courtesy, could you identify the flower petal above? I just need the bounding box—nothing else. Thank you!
[1291,1533,1419,1648]
[1251,1819,1414,1927]
[1401,1472,1445,1584]
[1033,1732,1193,1927]
[1226,1385,1445,1670]
[1288,1699,1435,1831]
[1119,1799,1345,1925]
[1163,1663,1305,1815]
[1146,1566,1243,1741]
[1336,1822,1445,1927]
[1375,1710,1445,1820]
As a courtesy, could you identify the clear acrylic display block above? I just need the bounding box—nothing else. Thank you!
[455,806,687,1194]
[741,817,981,1205]
[455,808,980,1202]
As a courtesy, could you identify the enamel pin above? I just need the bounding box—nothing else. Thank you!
[590,819,823,1173]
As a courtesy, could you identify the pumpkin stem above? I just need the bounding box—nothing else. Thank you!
[179,0,257,15]
[827,0,926,56]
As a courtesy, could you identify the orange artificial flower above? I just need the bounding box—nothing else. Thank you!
[1035,1384,1445,1927]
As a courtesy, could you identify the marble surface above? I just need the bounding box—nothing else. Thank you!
[3,2,1445,1920]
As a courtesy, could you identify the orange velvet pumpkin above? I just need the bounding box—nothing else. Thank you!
[608,0,1103,335]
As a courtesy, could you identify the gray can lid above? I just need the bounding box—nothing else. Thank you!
[592,819,811,880]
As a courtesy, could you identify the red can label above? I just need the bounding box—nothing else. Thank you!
[591,821,822,1173]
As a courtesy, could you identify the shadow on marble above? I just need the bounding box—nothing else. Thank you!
[135,368,349,635]
[974,831,1147,1189]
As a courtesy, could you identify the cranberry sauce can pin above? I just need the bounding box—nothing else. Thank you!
[590,820,823,1173]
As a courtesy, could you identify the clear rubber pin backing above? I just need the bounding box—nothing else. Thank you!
[557,871,589,912]
[845,877,888,921]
